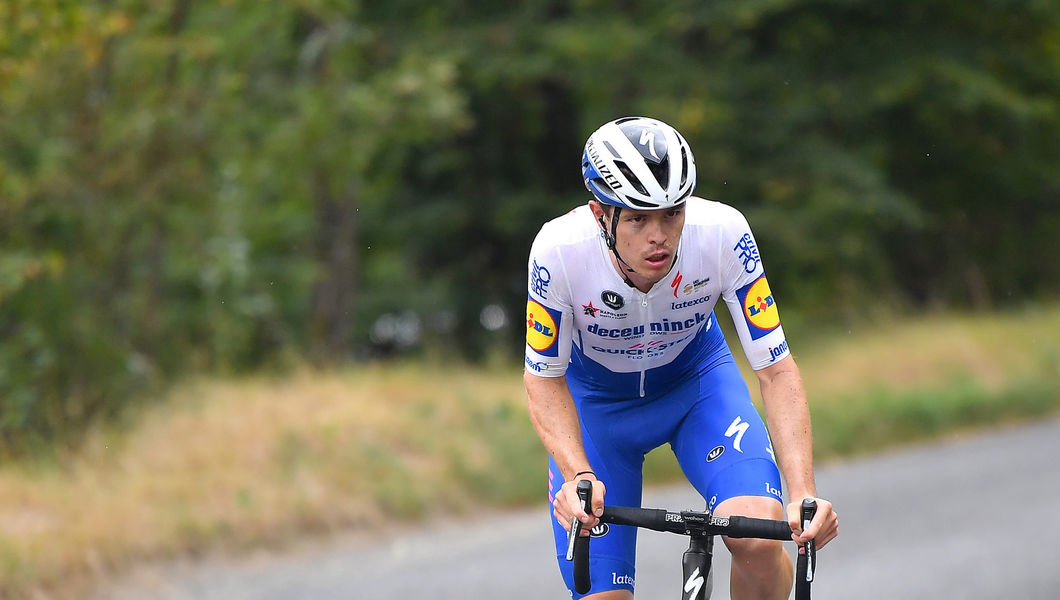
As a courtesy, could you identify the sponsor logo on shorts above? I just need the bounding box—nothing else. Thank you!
[764,482,783,500]
[706,445,725,462]
[612,573,635,586]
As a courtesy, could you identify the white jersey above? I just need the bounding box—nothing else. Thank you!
[525,197,790,398]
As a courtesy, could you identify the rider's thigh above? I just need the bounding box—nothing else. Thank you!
[584,590,634,600]
[713,494,783,520]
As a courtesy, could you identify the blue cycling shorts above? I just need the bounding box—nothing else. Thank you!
[547,352,782,599]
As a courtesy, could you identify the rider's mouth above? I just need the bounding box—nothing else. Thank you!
[644,252,670,267]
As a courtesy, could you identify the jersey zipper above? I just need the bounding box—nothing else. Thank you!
[639,287,649,398]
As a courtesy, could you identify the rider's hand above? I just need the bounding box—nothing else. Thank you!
[787,497,838,550]
[553,475,606,534]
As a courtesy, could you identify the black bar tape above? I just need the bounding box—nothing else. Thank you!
[600,506,688,534]
[722,516,794,540]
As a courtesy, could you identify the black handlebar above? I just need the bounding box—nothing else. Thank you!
[572,479,593,594]
[796,498,818,599]
[566,481,820,599]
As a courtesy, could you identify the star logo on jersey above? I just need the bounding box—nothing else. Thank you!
[583,301,600,317]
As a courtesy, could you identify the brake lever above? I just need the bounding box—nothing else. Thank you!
[565,479,594,560]
[801,498,818,582]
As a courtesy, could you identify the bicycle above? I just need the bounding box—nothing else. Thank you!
[566,480,818,600]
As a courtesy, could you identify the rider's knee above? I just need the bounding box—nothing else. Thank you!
[725,536,788,575]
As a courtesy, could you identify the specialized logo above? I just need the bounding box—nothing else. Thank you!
[590,523,609,537]
[736,275,780,340]
[639,128,661,160]
[530,260,552,298]
[734,233,761,273]
[526,298,562,357]
[586,138,623,190]
[601,290,625,310]
[684,567,705,600]
[671,271,683,298]
[706,445,725,463]
[725,416,750,453]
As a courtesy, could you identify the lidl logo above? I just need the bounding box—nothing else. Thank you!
[737,275,780,340]
[526,298,562,357]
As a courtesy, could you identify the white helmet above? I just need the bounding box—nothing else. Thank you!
[581,116,696,210]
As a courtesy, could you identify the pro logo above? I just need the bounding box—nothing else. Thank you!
[530,260,552,298]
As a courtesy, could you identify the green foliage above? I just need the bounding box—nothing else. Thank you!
[812,373,1060,459]
[2,0,1059,450]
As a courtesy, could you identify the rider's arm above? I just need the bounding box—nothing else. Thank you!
[524,373,590,480]
[715,206,839,548]
[524,223,604,527]
[756,355,815,503]
[756,356,838,548]
[524,372,605,527]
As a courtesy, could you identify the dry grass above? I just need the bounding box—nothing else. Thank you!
[0,305,1057,598]
[795,307,1060,399]
[0,364,531,598]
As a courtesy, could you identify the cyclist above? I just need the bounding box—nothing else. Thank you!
[524,116,838,599]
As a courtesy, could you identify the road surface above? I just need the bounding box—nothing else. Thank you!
[96,417,1060,599]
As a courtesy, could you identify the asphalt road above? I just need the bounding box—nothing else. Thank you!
[96,417,1060,599]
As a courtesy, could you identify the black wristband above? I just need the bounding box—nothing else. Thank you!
[574,470,596,480]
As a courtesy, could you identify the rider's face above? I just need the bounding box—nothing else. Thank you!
[592,202,685,289]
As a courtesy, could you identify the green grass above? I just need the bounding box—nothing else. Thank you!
[0,305,1058,599]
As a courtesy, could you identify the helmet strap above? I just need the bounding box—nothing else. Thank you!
[600,206,638,288]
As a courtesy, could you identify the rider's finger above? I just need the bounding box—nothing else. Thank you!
[800,501,834,543]
[591,479,606,517]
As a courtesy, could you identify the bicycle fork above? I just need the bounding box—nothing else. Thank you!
[681,532,714,600]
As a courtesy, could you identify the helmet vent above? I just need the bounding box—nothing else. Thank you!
[679,147,688,189]
[647,155,669,189]
[591,178,618,200]
[626,196,656,208]
[614,161,648,195]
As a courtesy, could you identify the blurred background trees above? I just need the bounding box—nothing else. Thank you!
[2,0,1058,451]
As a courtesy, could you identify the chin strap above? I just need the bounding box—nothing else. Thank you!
[599,207,638,288]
